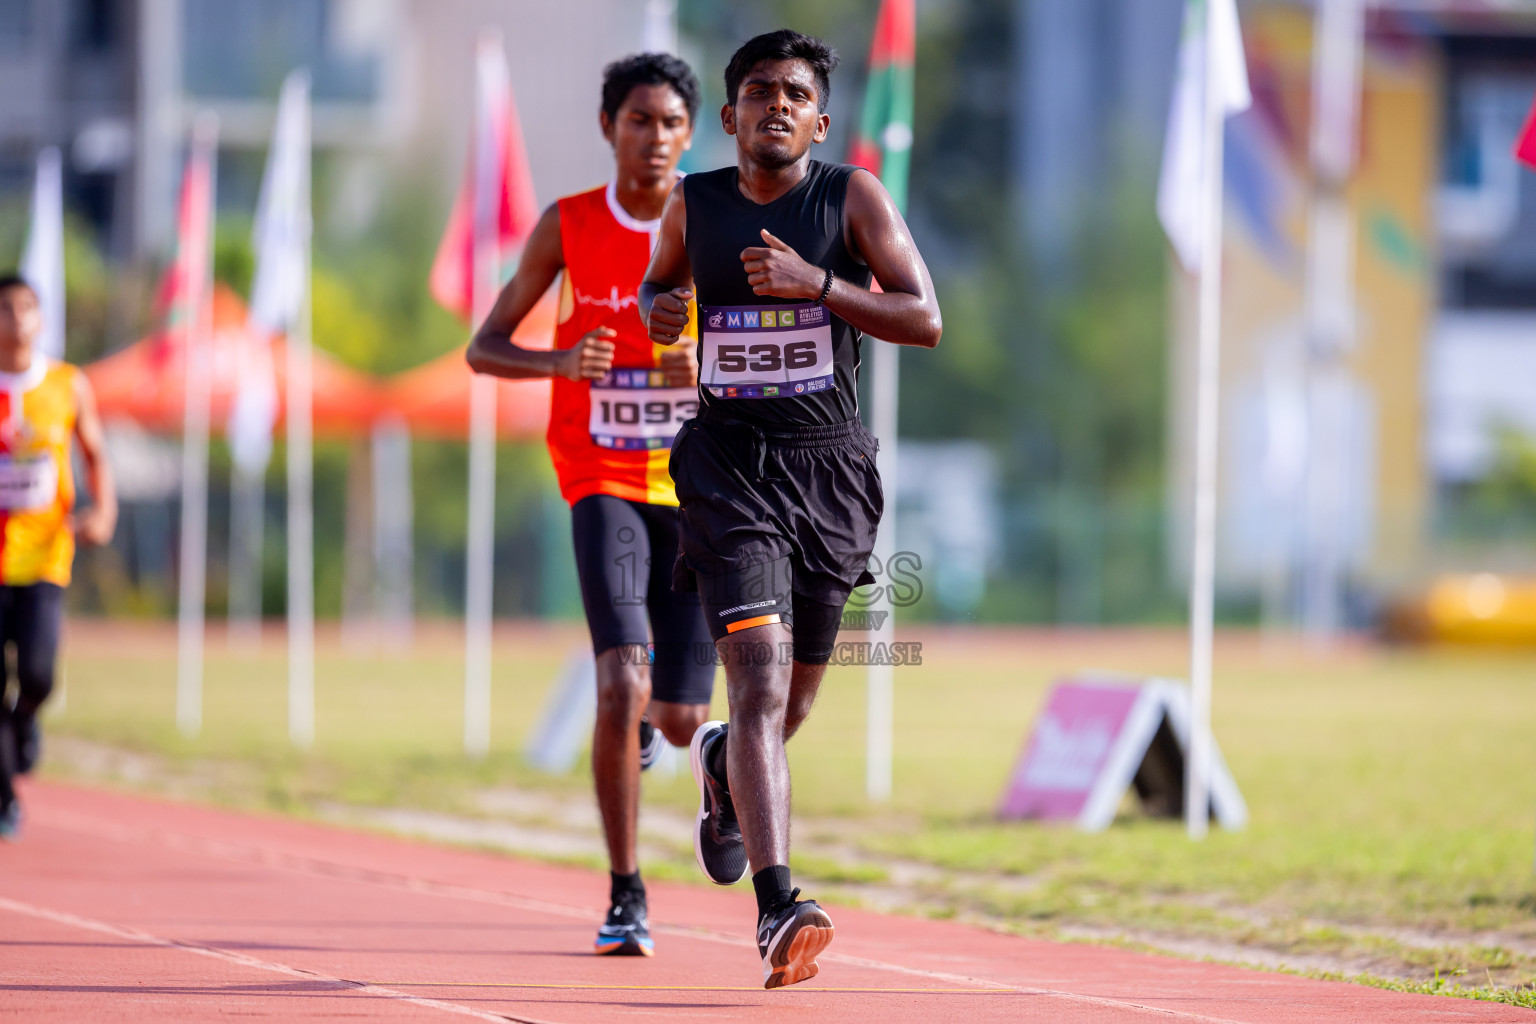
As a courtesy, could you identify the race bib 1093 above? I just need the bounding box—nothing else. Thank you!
[698,303,835,399]
[588,369,697,450]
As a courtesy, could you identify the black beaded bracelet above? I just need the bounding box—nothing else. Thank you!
[816,267,835,305]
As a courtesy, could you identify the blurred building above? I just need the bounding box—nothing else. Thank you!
[1166,1,1536,621]
[1013,0,1184,274]
[0,0,140,258]
[0,0,670,258]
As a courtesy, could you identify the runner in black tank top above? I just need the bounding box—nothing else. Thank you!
[683,160,870,428]
[639,29,941,991]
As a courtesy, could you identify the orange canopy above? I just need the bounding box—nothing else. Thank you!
[380,290,558,441]
[86,286,383,438]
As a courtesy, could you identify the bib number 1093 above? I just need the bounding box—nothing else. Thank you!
[588,380,696,451]
[593,396,697,428]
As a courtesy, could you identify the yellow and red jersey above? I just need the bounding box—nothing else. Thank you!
[0,361,78,586]
[546,181,695,507]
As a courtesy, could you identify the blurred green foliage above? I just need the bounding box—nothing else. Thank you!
[14,152,577,621]
[686,0,1179,623]
[1439,427,1536,543]
[0,199,152,363]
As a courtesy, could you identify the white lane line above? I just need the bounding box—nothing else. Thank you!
[40,811,1255,1023]
[0,895,551,1024]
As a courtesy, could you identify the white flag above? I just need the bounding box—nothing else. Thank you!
[236,70,311,474]
[20,148,65,362]
[1158,0,1252,272]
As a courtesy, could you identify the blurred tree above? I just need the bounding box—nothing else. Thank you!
[674,0,1186,623]
[212,214,255,299]
[312,165,468,375]
[1446,427,1536,543]
[0,200,134,364]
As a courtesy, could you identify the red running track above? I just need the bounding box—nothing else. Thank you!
[0,781,1528,1023]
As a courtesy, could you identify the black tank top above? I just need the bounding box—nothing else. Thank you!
[684,160,873,429]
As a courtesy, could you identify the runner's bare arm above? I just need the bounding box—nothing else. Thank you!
[640,183,694,347]
[71,371,117,546]
[739,169,941,348]
[466,204,616,382]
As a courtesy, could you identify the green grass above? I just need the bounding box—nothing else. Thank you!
[1295,970,1536,1010]
[40,623,1536,1001]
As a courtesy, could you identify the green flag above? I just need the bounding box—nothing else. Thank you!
[848,0,916,213]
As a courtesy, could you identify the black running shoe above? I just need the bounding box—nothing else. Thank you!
[688,721,747,885]
[757,889,834,989]
[638,716,664,772]
[593,890,653,956]
[0,800,21,843]
[17,718,40,775]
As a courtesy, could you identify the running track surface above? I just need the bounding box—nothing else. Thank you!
[2,782,1529,1023]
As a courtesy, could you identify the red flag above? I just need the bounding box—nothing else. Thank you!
[157,120,218,331]
[1516,90,1536,170]
[430,31,540,323]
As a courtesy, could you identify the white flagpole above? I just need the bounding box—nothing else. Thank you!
[1300,0,1365,646]
[372,416,414,649]
[287,249,315,747]
[175,113,218,738]
[464,373,495,758]
[464,31,505,759]
[1186,0,1232,841]
[866,341,897,802]
[227,461,265,647]
[21,147,65,363]
[286,77,315,749]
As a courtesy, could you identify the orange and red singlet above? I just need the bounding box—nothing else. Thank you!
[0,361,77,586]
[546,181,697,507]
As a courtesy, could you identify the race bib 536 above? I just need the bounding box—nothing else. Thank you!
[698,303,835,399]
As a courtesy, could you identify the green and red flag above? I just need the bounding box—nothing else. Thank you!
[848,0,916,213]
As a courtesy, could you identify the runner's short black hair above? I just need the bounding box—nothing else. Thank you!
[0,274,36,297]
[725,29,840,112]
[602,53,701,126]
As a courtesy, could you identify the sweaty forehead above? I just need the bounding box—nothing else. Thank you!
[742,59,819,96]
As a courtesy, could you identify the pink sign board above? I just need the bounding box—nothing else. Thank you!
[996,680,1142,821]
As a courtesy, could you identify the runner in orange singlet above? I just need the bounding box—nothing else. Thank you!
[466,54,712,958]
[0,274,117,841]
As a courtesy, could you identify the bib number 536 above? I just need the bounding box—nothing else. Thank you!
[714,340,819,373]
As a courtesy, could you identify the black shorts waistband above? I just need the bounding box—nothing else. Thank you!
[696,406,868,449]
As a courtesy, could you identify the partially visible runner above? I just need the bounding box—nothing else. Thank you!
[466,54,715,959]
[0,274,117,840]
[640,30,942,989]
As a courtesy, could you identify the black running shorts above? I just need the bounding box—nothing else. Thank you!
[668,408,882,657]
[0,582,64,810]
[570,494,716,705]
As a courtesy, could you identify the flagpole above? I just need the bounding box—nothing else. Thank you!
[21,147,65,363]
[856,0,915,804]
[1186,0,1231,841]
[1300,0,1364,647]
[287,78,315,749]
[463,30,503,760]
[867,342,897,802]
[175,113,218,738]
